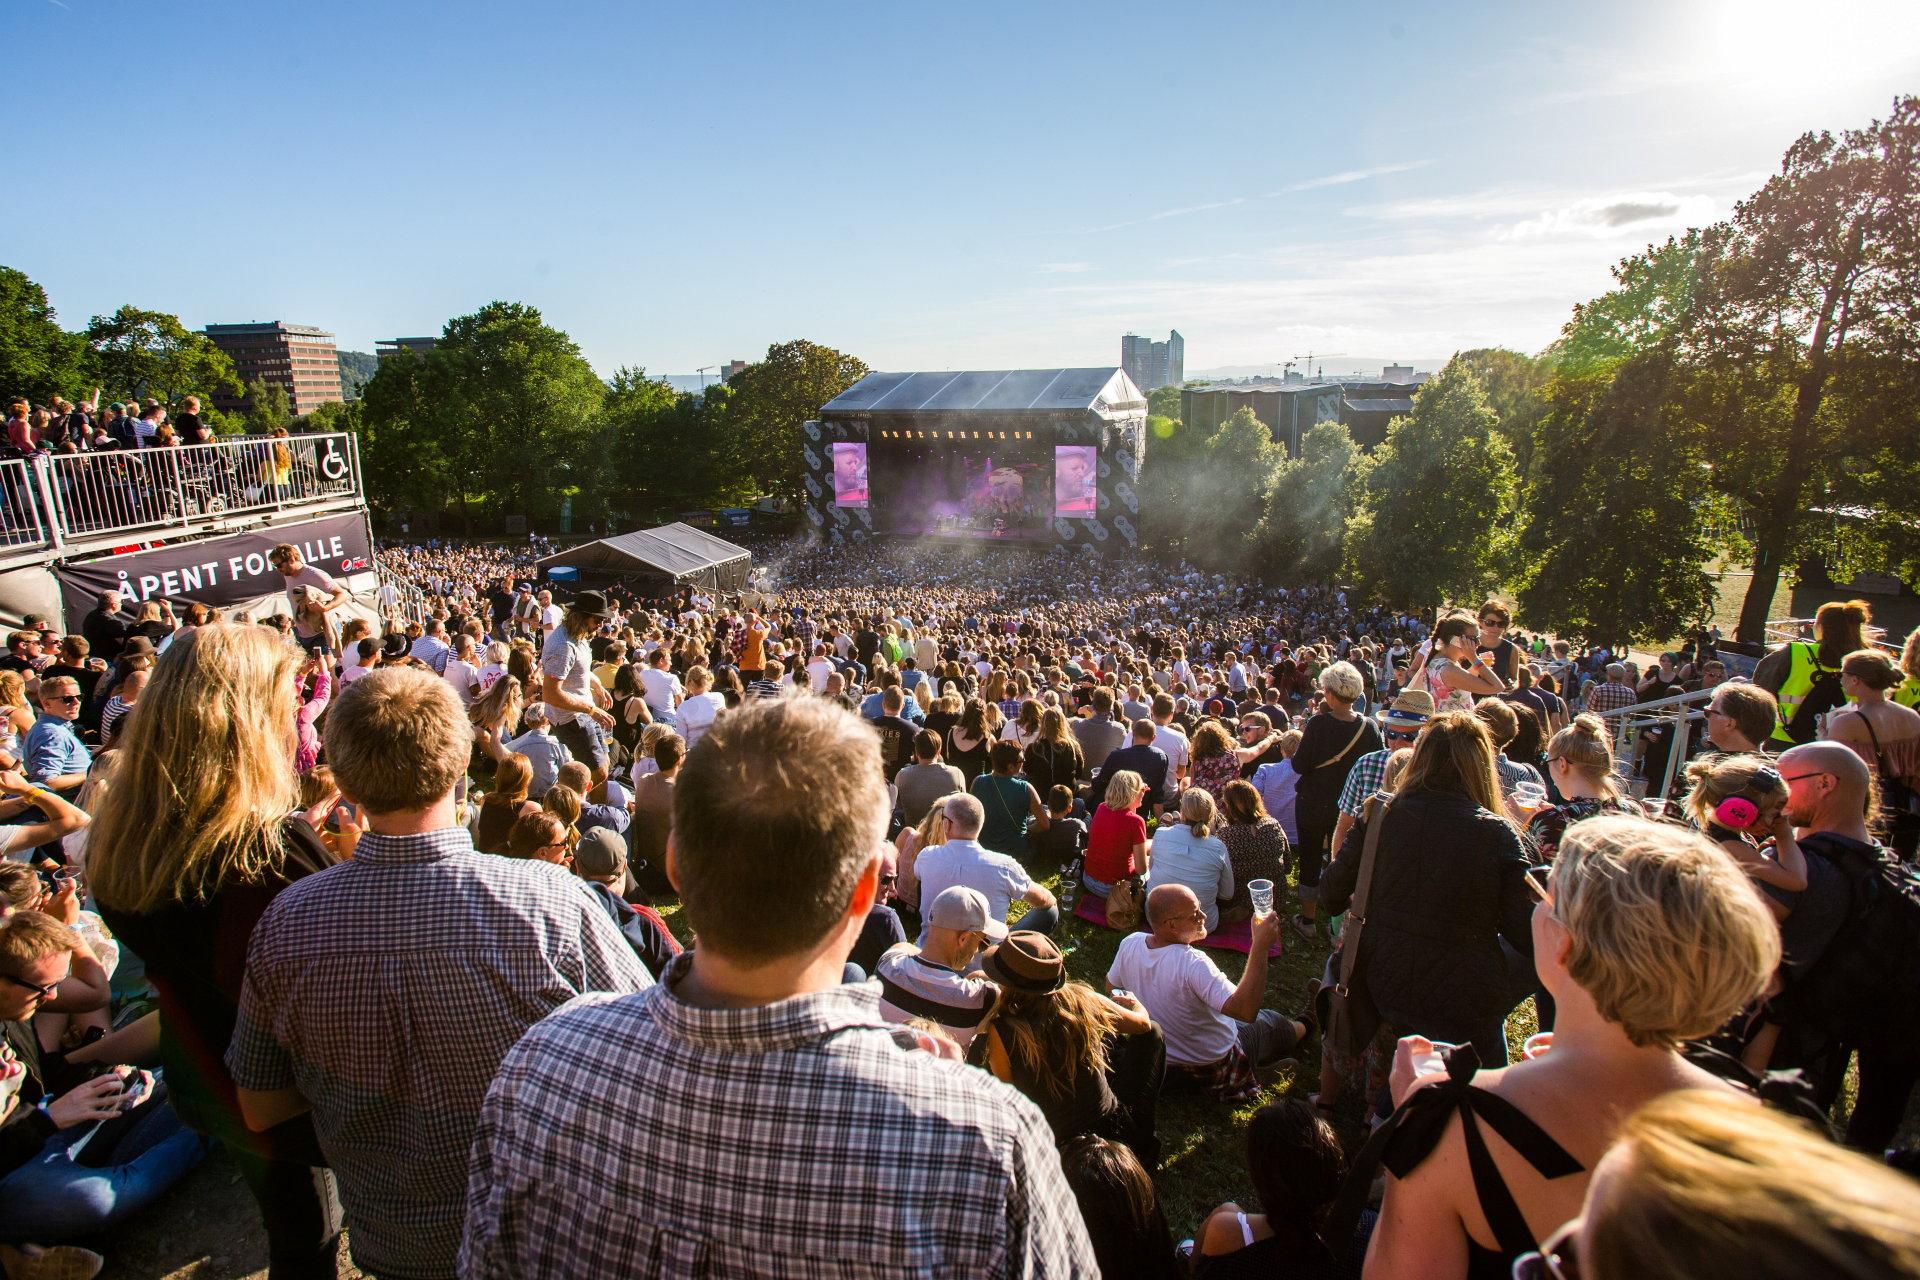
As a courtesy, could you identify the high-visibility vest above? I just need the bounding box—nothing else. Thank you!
[1895,675,1920,712]
[1772,642,1842,744]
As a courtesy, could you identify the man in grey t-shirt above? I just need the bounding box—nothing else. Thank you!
[540,591,617,784]
[894,730,964,826]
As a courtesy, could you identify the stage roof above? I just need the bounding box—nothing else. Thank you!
[822,368,1146,416]
[535,522,750,587]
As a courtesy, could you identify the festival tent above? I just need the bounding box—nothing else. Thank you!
[533,522,751,594]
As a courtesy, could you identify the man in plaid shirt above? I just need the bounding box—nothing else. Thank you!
[228,669,651,1280]
[1583,663,1638,716]
[460,696,1094,1278]
[1329,690,1434,857]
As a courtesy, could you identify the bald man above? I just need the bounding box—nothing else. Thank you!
[1105,883,1299,1103]
[1767,742,1912,1150]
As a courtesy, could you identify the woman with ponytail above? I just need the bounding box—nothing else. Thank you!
[1753,598,1872,747]
[1526,713,1641,861]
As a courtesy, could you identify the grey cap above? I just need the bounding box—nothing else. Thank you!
[925,885,1008,941]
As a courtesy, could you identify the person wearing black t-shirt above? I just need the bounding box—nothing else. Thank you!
[1473,600,1521,693]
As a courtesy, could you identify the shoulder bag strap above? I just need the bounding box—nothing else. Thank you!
[1309,719,1370,772]
[1335,794,1389,997]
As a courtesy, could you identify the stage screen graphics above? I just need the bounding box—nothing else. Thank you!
[1054,445,1096,517]
[831,442,869,508]
[868,437,1056,540]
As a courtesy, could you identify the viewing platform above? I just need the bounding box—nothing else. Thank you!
[0,432,365,571]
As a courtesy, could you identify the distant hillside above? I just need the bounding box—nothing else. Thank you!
[338,350,380,400]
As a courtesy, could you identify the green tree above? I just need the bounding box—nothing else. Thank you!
[1453,347,1549,475]
[1684,96,1920,641]
[1146,384,1184,420]
[82,306,240,403]
[1188,407,1285,570]
[1343,360,1517,610]
[243,379,291,434]
[0,267,85,403]
[358,347,457,519]
[1250,420,1357,581]
[717,340,867,503]
[1516,354,1719,645]
[1136,412,1216,556]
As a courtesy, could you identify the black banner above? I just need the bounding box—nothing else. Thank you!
[54,512,373,621]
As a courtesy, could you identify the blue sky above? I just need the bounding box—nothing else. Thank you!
[7,0,1917,378]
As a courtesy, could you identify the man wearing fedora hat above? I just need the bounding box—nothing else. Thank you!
[1329,688,1434,860]
[540,590,618,786]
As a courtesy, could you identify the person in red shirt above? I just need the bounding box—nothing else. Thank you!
[1083,770,1149,897]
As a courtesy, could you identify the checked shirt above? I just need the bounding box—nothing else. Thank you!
[460,954,1096,1278]
[228,826,652,1280]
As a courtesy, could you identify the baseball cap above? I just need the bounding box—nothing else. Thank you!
[925,885,1008,941]
[574,827,627,879]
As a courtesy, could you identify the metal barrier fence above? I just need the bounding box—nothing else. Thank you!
[0,433,361,553]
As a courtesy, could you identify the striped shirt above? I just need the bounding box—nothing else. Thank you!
[459,955,1094,1278]
[874,943,999,1048]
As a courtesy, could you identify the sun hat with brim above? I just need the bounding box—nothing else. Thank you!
[380,634,411,660]
[1379,688,1435,732]
[980,930,1066,994]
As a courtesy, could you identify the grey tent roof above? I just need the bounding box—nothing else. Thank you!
[822,368,1146,416]
[535,522,750,580]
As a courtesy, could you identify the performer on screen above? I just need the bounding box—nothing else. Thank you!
[1056,449,1096,516]
[832,445,868,506]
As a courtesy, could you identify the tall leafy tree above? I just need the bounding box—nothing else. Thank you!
[1683,96,1920,640]
[1184,407,1285,570]
[1517,354,1719,645]
[243,379,291,434]
[0,267,85,403]
[718,340,867,503]
[1343,360,1517,611]
[1453,348,1549,475]
[358,347,459,519]
[1250,420,1356,581]
[82,306,239,403]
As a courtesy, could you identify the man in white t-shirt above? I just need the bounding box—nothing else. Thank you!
[1149,693,1189,802]
[443,634,483,707]
[1106,884,1300,1103]
[536,590,563,635]
[805,644,835,694]
[638,648,682,726]
[911,795,1056,943]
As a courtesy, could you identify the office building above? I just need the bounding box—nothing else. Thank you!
[1179,367,1424,456]
[722,360,748,383]
[203,322,344,415]
[377,337,440,361]
[1121,331,1183,391]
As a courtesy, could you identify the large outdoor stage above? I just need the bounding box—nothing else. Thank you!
[802,368,1147,553]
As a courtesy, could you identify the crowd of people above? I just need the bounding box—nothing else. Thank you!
[1,532,1919,1279]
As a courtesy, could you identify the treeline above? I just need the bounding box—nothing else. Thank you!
[1143,95,1920,645]
[354,304,866,529]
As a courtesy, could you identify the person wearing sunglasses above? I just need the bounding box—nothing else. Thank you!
[22,676,90,804]
[1345,815,1777,1280]
[1517,1086,1920,1280]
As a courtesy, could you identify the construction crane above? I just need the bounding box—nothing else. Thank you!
[695,365,717,387]
[1290,352,1346,381]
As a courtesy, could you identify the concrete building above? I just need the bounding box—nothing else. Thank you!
[204,322,344,415]
[1179,370,1423,456]
[1121,331,1183,391]
[377,337,440,361]
[721,360,748,383]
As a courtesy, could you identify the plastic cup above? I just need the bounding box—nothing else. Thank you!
[1412,1040,1458,1078]
[1247,879,1275,919]
[52,868,78,893]
[1513,783,1547,814]
[1522,1032,1554,1060]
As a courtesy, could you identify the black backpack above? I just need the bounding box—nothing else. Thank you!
[1782,645,1847,743]
[1789,833,1920,1057]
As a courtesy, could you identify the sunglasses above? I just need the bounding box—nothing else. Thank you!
[1511,1217,1581,1279]
[1,970,62,1000]
[48,694,80,704]
[1523,864,1554,905]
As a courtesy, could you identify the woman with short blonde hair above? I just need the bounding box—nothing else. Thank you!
[1567,1088,1920,1280]
[1145,788,1234,932]
[1357,815,1778,1280]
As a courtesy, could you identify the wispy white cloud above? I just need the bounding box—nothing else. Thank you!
[1066,161,1432,236]
[1499,191,1716,241]
[1034,262,1095,274]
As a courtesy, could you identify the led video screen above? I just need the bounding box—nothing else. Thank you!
[831,442,869,508]
[868,439,1053,540]
[1054,445,1096,517]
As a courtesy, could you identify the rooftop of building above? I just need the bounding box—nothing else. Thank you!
[823,367,1146,415]
[203,322,336,338]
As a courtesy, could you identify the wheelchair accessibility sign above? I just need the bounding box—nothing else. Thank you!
[317,437,350,483]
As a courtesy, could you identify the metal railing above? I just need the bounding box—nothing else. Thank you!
[0,433,362,556]
[1588,686,1715,804]
[1765,617,1901,653]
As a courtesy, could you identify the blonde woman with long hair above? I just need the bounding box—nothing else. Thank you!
[469,672,524,765]
[86,624,341,1274]
[894,801,951,917]
[1319,711,1530,1071]
[0,669,33,764]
